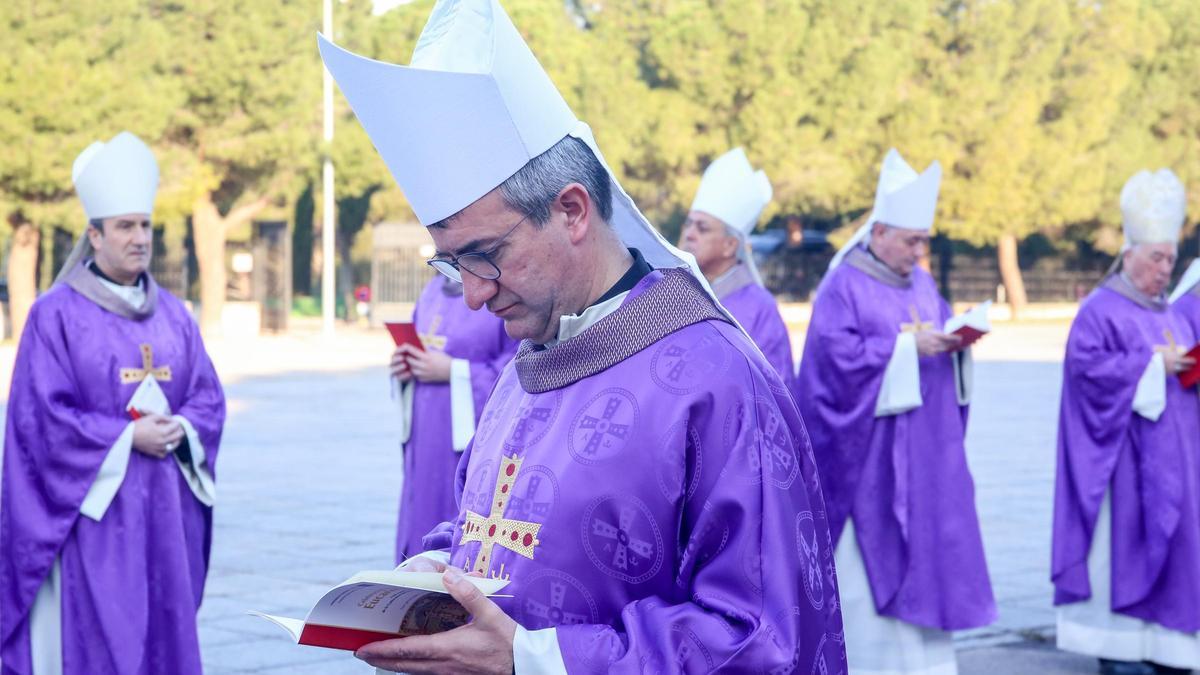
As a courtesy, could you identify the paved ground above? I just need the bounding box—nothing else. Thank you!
[1,321,1120,673]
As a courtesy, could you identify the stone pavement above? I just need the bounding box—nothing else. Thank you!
[0,322,1114,673]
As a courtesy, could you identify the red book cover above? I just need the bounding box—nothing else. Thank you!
[384,322,425,350]
[951,325,987,349]
[1180,344,1200,388]
[298,624,405,652]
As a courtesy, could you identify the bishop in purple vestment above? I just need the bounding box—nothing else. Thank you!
[795,149,994,674]
[1053,169,1200,673]
[679,148,795,385]
[390,275,517,562]
[319,3,845,671]
[1,133,224,675]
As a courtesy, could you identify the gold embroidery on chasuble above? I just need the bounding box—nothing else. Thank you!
[420,315,449,351]
[119,343,173,384]
[460,454,543,579]
[1155,328,1185,359]
[900,305,933,334]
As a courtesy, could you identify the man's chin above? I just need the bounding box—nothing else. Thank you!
[500,316,555,344]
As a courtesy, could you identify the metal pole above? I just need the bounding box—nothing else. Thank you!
[321,0,336,335]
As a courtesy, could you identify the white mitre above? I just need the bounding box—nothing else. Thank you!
[54,132,159,285]
[1121,168,1185,249]
[690,148,772,285]
[316,0,707,288]
[72,131,159,220]
[829,148,942,271]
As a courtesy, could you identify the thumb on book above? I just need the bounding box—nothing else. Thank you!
[442,567,495,621]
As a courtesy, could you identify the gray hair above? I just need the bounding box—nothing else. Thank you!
[432,136,613,228]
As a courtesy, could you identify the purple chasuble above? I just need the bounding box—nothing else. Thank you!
[1,263,224,674]
[713,263,796,387]
[396,275,517,561]
[1053,276,1200,632]
[423,269,845,673]
[793,247,995,630]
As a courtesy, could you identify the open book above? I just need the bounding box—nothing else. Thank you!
[944,300,992,349]
[251,570,509,652]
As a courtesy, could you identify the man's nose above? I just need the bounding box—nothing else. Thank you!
[462,274,497,311]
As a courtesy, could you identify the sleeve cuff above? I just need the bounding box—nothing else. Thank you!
[1133,352,1167,421]
[395,550,452,571]
[173,415,217,506]
[80,422,136,521]
[449,359,476,452]
[513,626,568,675]
[875,332,923,417]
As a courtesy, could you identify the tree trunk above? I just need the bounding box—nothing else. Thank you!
[997,232,1028,319]
[192,193,270,336]
[192,196,227,336]
[7,221,40,341]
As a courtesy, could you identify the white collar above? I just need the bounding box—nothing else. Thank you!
[543,290,631,349]
[96,274,147,309]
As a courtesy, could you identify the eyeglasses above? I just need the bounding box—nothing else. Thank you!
[426,213,531,283]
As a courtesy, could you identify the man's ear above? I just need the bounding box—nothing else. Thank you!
[722,233,741,259]
[87,223,104,248]
[557,183,592,245]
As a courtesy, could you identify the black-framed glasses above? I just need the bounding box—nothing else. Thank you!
[426,213,531,283]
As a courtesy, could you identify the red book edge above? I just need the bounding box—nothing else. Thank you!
[1179,344,1200,388]
[384,322,425,350]
[298,623,406,652]
[950,325,987,349]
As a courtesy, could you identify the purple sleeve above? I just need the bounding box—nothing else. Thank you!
[1051,303,1146,601]
[1,301,131,639]
[175,314,226,477]
[555,355,843,673]
[466,323,518,422]
[749,301,796,388]
[421,434,476,552]
[795,278,896,540]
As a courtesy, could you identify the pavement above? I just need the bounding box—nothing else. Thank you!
[0,320,1136,673]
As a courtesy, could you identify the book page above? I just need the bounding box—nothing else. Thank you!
[303,572,509,635]
[944,300,992,334]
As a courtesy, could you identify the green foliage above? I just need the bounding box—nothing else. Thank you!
[3,0,1199,287]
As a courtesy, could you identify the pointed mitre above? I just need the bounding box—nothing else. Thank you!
[316,0,698,275]
[690,148,773,236]
[72,131,159,220]
[828,148,941,270]
[868,148,941,232]
[1121,168,1186,248]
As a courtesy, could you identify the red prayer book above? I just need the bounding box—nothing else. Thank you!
[1179,344,1200,388]
[251,570,509,652]
[384,321,425,350]
[943,300,992,349]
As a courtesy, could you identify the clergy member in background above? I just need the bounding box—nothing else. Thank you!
[1168,253,1200,340]
[320,0,845,672]
[389,274,517,563]
[0,132,225,674]
[678,148,795,384]
[795,148,996,674]
[1053,169,1200,675]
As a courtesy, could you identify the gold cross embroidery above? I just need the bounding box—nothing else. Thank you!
[900,305,933,334]
[1155,328,1184,358]
[419,315,448,352]
[119,344,173,384]
[460,454,542,579]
